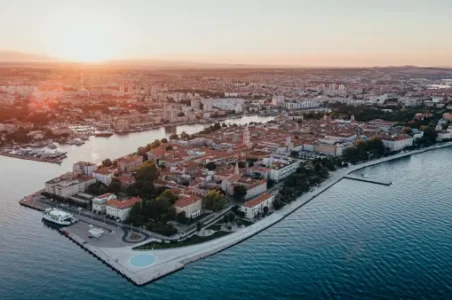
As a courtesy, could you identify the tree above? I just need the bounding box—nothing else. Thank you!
[108,180,122,193]
[142,181,155,196]
[150,139,161,149]
[169,133,179,140]
[267,178,275,188]
[233,185,247,201]
[203,190,226,212]
[165,145,173,151]
[263,206,269,215]
[125,203,144,226]
[87,182,108,196]
[238,161,246,168]
[102,158,112,167]
[205,162,217,171]
[423,126,438,144]
[273,198,284,210]
[180,131,190,140]
[342,146,360,163]
[161,138,168,143]
[135,161,158,183]
[126,185,139,197]
[228,212,235,222]
[176,211,187,224]
[157,189,178,205]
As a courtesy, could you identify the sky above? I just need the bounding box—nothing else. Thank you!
[0,0,452,66]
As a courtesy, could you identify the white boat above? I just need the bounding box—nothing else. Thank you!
[42,208,77,226]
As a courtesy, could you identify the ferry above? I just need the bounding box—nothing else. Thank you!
[42,208,78,226]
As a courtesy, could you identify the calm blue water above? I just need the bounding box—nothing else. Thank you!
[1,130,452,298]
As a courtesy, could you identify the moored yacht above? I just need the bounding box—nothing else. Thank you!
[42,208,77,226]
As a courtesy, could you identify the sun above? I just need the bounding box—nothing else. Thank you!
[51,17,118,63]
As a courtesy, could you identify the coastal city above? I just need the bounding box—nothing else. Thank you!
[4,65,452,285]
[3,1,452,298]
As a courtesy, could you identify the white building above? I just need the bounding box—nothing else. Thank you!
[240,193,274,219]
[105,197,142,221]
[174,194,202,218]
[48,176,96,198]
[381,135,413,152]
[92,193,117,213]
[201,98,244,112]
[272,96,284,106]
[262,156,300,182]
[92,169,113,186]
[280,100,320,110]
[73,161,97,176]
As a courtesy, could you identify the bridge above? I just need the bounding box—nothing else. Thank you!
[343,175,392,186]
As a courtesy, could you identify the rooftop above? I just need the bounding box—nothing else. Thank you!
[242,193,273,208]
[106,197,141,209]
[174,194,201,208]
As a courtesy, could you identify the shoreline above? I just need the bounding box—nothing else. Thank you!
[0,152,63,164]
[48,142,452,286]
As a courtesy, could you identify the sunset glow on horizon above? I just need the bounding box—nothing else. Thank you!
[1,0,452,66]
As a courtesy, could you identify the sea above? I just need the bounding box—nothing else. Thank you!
[1,115,452,299]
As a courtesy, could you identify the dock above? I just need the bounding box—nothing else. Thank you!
[343,175,392,186]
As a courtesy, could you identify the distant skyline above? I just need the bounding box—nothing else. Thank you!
[1,0,452,67]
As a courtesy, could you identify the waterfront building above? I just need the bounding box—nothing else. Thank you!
[45,175,96,198]
[246,166,271,179]
[92,168,114,186]
[381,134,413,152]
[279,100,320,110]
[92,193,117,214]
[117,155,143,173]
[174,194,202,218]
[73,161,97,177]
[105,197,142,221]
[240,192,275,219]
[235,178,268,200]
[262,156,300,182]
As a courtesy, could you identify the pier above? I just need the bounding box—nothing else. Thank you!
[343,175,392,186]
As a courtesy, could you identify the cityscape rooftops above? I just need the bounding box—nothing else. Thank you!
[242,193,273,208]
[106,197,141,209]
[174,194,201,208]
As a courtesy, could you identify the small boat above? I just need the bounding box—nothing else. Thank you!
[42,208,78,226]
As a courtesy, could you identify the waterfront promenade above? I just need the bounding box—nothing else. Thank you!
[53,143,452,286]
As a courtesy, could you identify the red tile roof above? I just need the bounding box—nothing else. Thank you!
[243,193,273,208]
[93,168,113,175]
[174,194,201,208]
[97,193,115,199]
[106,197,141,209]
